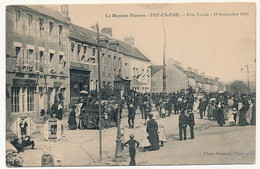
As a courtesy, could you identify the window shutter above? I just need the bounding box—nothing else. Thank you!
[35,50,39,72]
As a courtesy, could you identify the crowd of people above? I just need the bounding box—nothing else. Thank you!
[7,85,256,166]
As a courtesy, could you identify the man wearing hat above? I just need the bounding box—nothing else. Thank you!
[19,118,28,138]
[179,110,188,141]
[187,109,195,139]
[128,103,136,128]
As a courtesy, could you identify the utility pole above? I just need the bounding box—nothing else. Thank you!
[162,20,166,93]
[245,65,250,94]
[96,22,102,163]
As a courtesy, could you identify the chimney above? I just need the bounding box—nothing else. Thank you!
[61,5,71,21]
[215,77,219,81]
[187,67,191,71]
[124,35,134,46]
[101,27,112,37]
[201,72,205,76]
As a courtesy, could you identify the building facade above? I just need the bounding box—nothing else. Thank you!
[68,25,124,104]
[68,24,151,103]
[6,5,70,129]
[151,59,225,93]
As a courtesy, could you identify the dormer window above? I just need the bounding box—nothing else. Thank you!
[77,44,81,55]
[71,42,75,52]
[83,45,88,54]
[92,47,96,56]
[39,18,44,37]
[49,21,54,34]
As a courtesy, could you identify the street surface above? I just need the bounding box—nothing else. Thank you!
[20,107,255,166]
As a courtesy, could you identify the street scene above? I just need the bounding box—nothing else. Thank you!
[5,3,256,167]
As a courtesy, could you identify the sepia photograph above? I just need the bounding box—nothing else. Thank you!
[4,1,257,168]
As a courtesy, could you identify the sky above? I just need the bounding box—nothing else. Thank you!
[49,3,256,83]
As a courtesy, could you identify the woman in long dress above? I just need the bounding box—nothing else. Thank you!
[68,105,77,130]
[238,100,249,126]
[216,102,225,126]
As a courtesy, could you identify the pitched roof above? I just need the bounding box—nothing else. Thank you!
[69,24,150,62]
[151,65,163,76]
[20,5,71,24]
[173,64,213,84]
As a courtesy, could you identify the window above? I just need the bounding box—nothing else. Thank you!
[83,45,87,54]
[15,10,21,32]
[34,50,39,72]
[92,47,96,56]
[39,51,44,72]
[58,25,63,45]
[82,45,87,61]
[27,88,34,111]
[125,63,127,66]
[49,22,54,34]
[15,47,22,68]
[24,49,34,72]
[71,42,75,52]
[59,55,64,64]
[50,53,54,62]
[27,14,33,36]
[11,87,19,112]
[39,18,44,37]
[58,25,63,35]
[77,44,81,56]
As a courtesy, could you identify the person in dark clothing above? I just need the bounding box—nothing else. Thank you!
[40,109,46,116]
[68,105,77,130]
[21,136,35,149]
[124,134,140,166]
[57,103,63,120]
[10,138,24,153]
[144,102,151,122]
[51,101,59,118]
[19,118,28,138]
[251,98,256,126]
[216,102,225,126]
[146,114,160,151]
[128,104,136,128]
[198,99,207,119]
[238,100,249,126]
[179,110,188,141]
[187,109,195,139]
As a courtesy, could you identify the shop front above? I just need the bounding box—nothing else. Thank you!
[70,69,90,105]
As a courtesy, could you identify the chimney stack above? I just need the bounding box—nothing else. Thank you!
[101,27,112,37]
[201,72,205,76]
[124,35,134,46]
[61,5,71,21]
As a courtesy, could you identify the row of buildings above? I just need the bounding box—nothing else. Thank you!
[151,58,226,93]
[6,5,151,129]
[5,5,225,129]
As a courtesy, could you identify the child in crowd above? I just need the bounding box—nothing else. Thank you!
[124,134,140,166]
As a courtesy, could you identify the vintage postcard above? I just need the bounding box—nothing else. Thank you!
[5,2,256,168]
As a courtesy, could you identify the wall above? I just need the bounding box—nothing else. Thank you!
[166,65,187,93]
[6,6,70,130]
[122,55,151,93]
[151,69,163,93]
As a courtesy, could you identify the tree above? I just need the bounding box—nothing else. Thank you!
[227,80,248,94]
